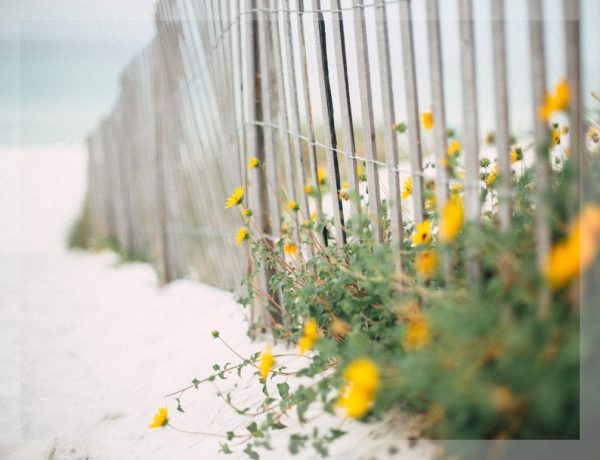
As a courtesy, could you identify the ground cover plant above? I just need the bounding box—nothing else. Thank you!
[151,83,600,457]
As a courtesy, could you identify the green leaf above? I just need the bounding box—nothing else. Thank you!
[327,428,346,441]
[289,434,308,455]
[277,382,290,399]
[243,444,259,460]
[219,443,232,455]
[246,422,258,434]
[393,122,407,133]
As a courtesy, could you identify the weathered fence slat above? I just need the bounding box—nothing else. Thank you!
[375,0,403,258]
[426,0,449,213]
[353,0,383,242]
[528,0,551,317]
[282,0,311,239]
[313,0,346,246]
[491,0,512,232]
[258,0,282,239]
[331,0,360,217]
[458,0,481,284]
[563,0,583,213]
[270,0,301,245]
[399,0,425,225]
[297,0,325,246]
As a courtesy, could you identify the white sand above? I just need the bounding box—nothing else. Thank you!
[0,146,433,459]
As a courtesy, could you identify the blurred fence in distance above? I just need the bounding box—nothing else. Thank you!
[85,0,583,322]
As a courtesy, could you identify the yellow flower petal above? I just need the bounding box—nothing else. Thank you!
[421,111,433,131]
[411,220,431,246]
[225,186,244,209]
[148,407,169,428]
[259,346,274,381]
[439,195,463,243]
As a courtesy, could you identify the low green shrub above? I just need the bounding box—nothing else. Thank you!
[156,109,600,457]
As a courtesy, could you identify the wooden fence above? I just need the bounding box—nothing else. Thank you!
[85,0,583,322]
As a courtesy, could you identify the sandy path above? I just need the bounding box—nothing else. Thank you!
[0,146,432,459]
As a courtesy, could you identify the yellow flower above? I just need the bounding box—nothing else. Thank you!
[284,242,297,255]
[411,220,431,246]
[450,182,463,194]
[304,183,313,194]
[551,127,561,147]
[447,139,461,157]
[343,358,379,393]
[401,176,412,200]
[225,186,244,209]
[415,249,438,279]
[511,147,523,164]
[546,204,600,289]
[421,111,433,131]
[235,226,248,246]
[298,318,319,353]
[357,163,367,181]
[587,126,599,144]
[553,79,570,112]
[485,164,498,187]
[337,358,379,419]
[439,195,463,242]
[148,407,169,428]
[539,78,570,121]
[317,167,327,185]
[241,206,252,217]
[310,211,317,222]
[288,199,299,211]
[248,156,260,169]
[425,194,437,210]
[304,318,318,339]
[402,316,430,350]
[337,385,373,419]
[259,345,274,381]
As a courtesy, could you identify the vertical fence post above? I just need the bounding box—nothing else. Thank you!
[313,0,346,247]
[151,39,174,284]
[375,0,403,264]
[563,0,583,214]
[491,0,512,232]
[458,0,481,284]
[426,0,449,212]
[353,0,383,242]
[426,0,451,280]
[297,0,326,246]
[282,0,312,250]
[331,0,360,217]
[528,0,551,318]
[246,0,281,329]
[258,0,282,240]
[270,0,300,245]
[399,0,425,225]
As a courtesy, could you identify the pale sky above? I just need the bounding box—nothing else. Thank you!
[0,0,156,145]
